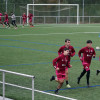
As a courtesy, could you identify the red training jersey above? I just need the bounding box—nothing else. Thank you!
[53,54,70,72]
[58,45,75,61]
[78,46,96,63]
[0,13,2,20]
[28,13,33,19]
[4,14,8,21]
[22,14,27,20]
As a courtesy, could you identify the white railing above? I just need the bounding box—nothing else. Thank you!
[0,69,35,100]
[1,16,100,24]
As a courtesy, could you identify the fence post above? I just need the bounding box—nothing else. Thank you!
[3,72,5,100]
[32,77,34,100]
[20,16,21,25]
[44,16,45,24]
[89,16,90,24]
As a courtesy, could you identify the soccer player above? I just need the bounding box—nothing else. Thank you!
[0,13,4,26]
[58,39,75,88]
[28,12,34,27]
[4,12,10,28]
[50,48,72,94]
[22,13,27,27]
[77,40,96,87]
[11,12,17,29]
[96,70,100,75]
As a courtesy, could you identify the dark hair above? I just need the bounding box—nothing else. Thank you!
[64,47,69,51]
[86,40,92,44]
[65,39,70,42]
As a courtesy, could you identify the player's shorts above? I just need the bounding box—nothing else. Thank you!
[65,67,68,71]
[56,70,65,80]
[0,18,1,21]
[4,19,8,23]
[23,19,26,23]
[29,19,32,23]
[82,62,90,71]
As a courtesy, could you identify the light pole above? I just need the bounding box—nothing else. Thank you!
[82,0,84,23]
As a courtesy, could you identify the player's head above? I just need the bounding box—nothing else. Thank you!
[11,12,13,15]
[63,48,69,55]
[65,39,70,46]
[23,13,25,15]
[86,40,92,48]
[4,12,7,14]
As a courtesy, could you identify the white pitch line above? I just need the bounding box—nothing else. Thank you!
[0,32,100,37]
[35,89,77,100]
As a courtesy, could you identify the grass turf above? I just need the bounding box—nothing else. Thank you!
[0,24,100,100]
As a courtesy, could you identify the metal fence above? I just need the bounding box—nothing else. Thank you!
[1,16,100,25]
[0,69,35,100]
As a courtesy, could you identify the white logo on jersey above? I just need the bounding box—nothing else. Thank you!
[62,64,66,66]
[91,50,93,52]
[87,54,91,57]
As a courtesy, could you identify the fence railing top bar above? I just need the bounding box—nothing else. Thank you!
[27,4,79,6]
[0,69,35,78]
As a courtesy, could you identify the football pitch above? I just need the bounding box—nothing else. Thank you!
[0,24,100,100]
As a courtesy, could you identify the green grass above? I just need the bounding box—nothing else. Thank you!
[0,24,100,100]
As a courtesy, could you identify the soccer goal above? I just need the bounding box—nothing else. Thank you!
[27,4,79,25]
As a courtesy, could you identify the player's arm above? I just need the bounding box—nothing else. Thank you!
[67,61,72,68]
[78,48,84,61]
[53,56,60,70]
[58,47,62,55]
[93,49,96,58]
[25,15,27,18]
[71,47,75,57]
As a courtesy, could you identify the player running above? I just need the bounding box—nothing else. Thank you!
[77,40,96,87]
[0,13,4,27]
[22,13,27,27]
[4,12,10,28]
[28,12,34,27]
[50,48,72,94]
[58,39,75,88]
[11,12,17,29]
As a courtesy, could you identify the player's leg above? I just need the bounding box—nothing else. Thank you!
[7,22,10,27]
[11,20,14,26]
[29,19,33,27]
[96,70,100,75]
[77,69,86,84]
[65,69,71,88]
[50,75,55,81]
[55,79,64,94]
[22,20,24,26]
[30,22,33,27]
[4,21,7,26]
[0,21,3,25]
[6,21,10,27]
[14,20,17,29]
[86,70,90,87]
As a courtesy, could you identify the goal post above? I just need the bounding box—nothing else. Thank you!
[27,4,79,25]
